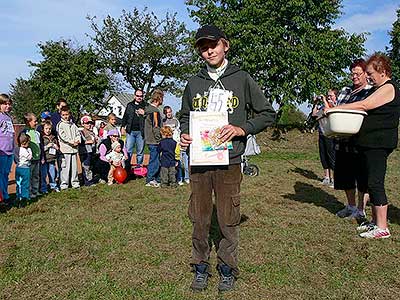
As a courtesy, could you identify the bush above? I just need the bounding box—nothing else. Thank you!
[277,105,307,128]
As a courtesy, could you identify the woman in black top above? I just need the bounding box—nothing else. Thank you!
[327,53,400,239]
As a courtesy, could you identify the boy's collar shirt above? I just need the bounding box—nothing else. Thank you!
[206,59,228,81]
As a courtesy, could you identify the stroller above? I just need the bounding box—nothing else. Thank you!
[241,135,261,177]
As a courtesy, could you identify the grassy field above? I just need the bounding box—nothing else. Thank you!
[1,129,400,300]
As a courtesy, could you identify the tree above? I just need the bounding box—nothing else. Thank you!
[29,40,112,118]
[88,8,195,99]
[186,0,366,117]
[9,78,39,123]
[388,8,400,81]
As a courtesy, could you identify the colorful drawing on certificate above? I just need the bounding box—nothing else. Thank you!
[190,111,231,166]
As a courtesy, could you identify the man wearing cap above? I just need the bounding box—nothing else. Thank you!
[121,89,146,170]
[179,25,275,292]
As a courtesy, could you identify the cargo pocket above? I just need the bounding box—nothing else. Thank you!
[188,194,196,223]
[226,194,241,226]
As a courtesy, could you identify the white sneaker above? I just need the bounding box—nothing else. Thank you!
[145,180,160,187]
[320,177,330,185]
[357,221,376,232]
[360,227,391,239]
[185,179,190,184]
[178,181,185,186]
[336,205,357,218]
[329,179,334,188]
[98,179,106,184]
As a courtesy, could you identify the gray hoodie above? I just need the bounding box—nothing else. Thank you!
[180,62,276,164]
[144,104,162,145]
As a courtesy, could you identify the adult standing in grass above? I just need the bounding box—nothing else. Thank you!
[144,89,164,187]
[0,94,14,205]
[327,53,400,239]
[312,89,337,188]
[334,59,372,220]
[121,90,146,170]
[180,25,275,292]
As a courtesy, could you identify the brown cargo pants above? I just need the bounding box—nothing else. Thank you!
[188,164,242,277]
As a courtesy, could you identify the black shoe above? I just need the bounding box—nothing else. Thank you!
[190,264,209,291]
[218,264,235,292]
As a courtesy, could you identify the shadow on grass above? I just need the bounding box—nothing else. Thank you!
[0,192,44,213]
[291,167,320,181]
[388,204,400,225]
[283,181,343,215]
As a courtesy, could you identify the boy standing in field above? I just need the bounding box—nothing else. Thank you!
[79,115,97,186]
[40,120,60,193]
[14,133,32,203]
[57,106,81,190]
[157,126,180,188]
[179,25,275,292]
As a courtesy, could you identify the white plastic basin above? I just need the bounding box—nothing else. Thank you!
[317,109,367,137]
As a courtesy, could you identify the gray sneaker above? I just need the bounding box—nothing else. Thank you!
[218,264,235,292]
[336,205,357,218]
[191,264,209,291]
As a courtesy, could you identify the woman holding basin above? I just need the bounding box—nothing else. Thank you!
[326,53,400,239]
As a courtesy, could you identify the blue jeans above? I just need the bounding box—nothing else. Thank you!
[181,151,190,181]
[41,161,58,192]
[16,166,31,200]
[146,144,160,183]
[126,131,144,166]
[0,154,13,200]
[176,160,183,182]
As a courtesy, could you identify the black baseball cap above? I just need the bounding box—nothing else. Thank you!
[194,25,227,46]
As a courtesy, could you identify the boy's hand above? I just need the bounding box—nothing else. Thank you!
[180,134,192,147]
[219,125,245,143]
[121,127,126,136]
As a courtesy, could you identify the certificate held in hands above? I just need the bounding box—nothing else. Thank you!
[189,111,233,166]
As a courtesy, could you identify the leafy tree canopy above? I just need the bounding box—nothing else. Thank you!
[186,0,366,114]
[88,8,195,99]
[9,78,37,123]
[388,8,400,82]
[28,40,112,118]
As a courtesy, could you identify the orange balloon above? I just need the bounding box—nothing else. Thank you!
[113,166,127,183]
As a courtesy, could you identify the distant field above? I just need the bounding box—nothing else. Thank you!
[1,129,400,299]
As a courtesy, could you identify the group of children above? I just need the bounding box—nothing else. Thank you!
[0,94,189,206]
[0,99,131,206]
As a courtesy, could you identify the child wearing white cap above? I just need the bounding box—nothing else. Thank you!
[105,141,125,185]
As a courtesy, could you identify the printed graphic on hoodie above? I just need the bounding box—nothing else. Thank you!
[192,81,239,113]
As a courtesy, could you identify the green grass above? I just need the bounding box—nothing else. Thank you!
[1,130,400,299]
